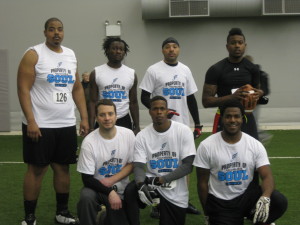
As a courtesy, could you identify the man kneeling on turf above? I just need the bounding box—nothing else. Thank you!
[77,99,135,225]
[193,99,288,225]
[124,96,196,225]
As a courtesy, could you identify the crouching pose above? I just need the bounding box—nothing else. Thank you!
[193,99,287,225]
[77,100,135,225]
[124,96,196,225]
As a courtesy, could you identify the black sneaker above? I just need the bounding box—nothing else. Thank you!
[150,205,160,219]
[186,202,201,215]
[55,210,79,224]
[21,214,36,225]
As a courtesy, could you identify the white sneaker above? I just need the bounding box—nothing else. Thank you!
[55,210,79,224]
[21,221,36,225]
[21,214,36,225]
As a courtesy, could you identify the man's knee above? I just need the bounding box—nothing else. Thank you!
[28,164,48,177]
[79,188,97,204]
[51,163,70,175]
[271,190,288,216]
[124,181,137,199]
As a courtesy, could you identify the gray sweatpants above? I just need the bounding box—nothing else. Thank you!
[77,187,129,225]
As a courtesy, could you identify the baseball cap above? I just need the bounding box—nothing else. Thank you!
[162,37,180,48]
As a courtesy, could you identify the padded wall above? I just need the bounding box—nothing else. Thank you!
[0,49,10,131]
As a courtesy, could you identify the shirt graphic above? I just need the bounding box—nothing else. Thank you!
[98,149,123,177]
[101,77,127,102]
[163,74,185,99]
[47,62,75,87]
[218,152,249,186]
[149,142,179,174]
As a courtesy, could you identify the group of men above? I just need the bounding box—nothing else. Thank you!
[17,17,287,225]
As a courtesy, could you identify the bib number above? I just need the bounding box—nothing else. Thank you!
[161,180,176,190]
[53,92,68,104]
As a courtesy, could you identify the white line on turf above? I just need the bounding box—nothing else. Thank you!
[0,157,300,164]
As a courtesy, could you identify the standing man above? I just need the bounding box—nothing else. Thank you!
[124,96,196,225]
[244,55,272,144]
[140,37,202,139]
[81,72,90,114]
[193,99,287,225]
[89,37,140,135]
[17,18,89,225]
[77,99,135,225]
[139,37,202,215]
[202,28,263,140]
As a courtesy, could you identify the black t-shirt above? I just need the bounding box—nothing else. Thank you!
[205,57,260,97]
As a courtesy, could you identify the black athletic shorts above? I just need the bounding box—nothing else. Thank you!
[206,182,288,225]
[159,194,187,225]
[22,124,78,166]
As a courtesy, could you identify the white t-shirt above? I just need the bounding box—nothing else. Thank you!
[95,64,135,119]
[134,121,196,208]
[77,126,135,198]
[193,132,270,200]
[139,61,198,126]
[22,42,77,128]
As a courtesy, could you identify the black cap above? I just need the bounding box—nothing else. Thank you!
[162,37,179,48]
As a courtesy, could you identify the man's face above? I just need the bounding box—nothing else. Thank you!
[96,105,117,131]
[221,107,243,136]
[44,20,64,48]
[162,43,180,64]
[149,100,169,126]
[226,35,246,59]
[82,73,89,83]
[106,41,125,63]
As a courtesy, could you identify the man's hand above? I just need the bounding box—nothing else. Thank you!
[79,119,89,137]
[99,177,114,188]
[133,126,141,135]
[253,196,270,223]
[108,190,122,210]
[167,109,180,119]
[137,183,153,206]
[193,125,203,139]
[27,121,42,142]
[145,177,162,187]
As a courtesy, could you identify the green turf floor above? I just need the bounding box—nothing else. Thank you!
[0,130,299,224]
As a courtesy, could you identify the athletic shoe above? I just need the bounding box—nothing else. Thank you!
[21,214,36,225]
[186,202,201,215]
[55,210,79,224]
[150,205,160,219]
[96,205,106,225]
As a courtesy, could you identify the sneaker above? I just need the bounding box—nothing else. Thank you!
[96,205,106,225]
[55,210,79,224]
[150,205,160,219]
[186,202,201,215]
[21,214,36,225]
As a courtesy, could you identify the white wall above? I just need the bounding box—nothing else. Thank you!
[1,0,299,130]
